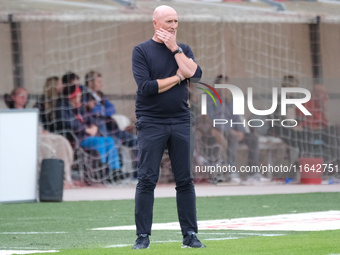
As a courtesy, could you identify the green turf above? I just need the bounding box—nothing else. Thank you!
[0,192,339,254]
[34,230,340,255]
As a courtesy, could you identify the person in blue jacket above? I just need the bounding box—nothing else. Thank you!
[131,5,205,249]
[81,71,137,147]
[81,71,139,172]
[55,83,121,174]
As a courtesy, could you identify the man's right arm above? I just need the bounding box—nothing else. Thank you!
[157,75,182,94]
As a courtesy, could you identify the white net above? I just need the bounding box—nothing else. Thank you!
[1,19,144,185]
[189,18,340,183]
[1,1,340,185]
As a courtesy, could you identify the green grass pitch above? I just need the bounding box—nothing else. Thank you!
[0,192,340,254]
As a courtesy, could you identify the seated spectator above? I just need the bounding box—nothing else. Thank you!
[189,83,228,167]
[55,83,121,173]
[82,71,137,148]
[272,77,339,163]
[81,71,115,136]
[6,87,75,187]
[194,115,228,183]
[4,93,14,108]
[35,76,65,132]
[207,75,261,183]
[6,87,28,109]
[83,91,109,137]
[296,84,340,163]
[63,71,80,87]
[297,84,329,130]
[82,71,138,172]
[271,75,302,150]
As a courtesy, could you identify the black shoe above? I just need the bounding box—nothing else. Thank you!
[182,233,206,248]
[132,234,150,249]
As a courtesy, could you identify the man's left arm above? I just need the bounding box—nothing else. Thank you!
[174,48,199,79]
[183,46,203,83]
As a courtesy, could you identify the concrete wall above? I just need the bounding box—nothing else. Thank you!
[0,20,339,122]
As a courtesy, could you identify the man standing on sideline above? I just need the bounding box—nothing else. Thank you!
[132,5,205,249]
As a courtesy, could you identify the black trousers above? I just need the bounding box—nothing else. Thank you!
[134,120,198,236]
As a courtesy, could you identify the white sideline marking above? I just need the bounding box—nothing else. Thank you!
[106,244,131,248]
[203,237,241,241]
[0,232,66,235]
[105,233,285,248]
[106,239,181,248]
[0,250,58,255]
[196,232,226,235]
[93,210,340,232]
